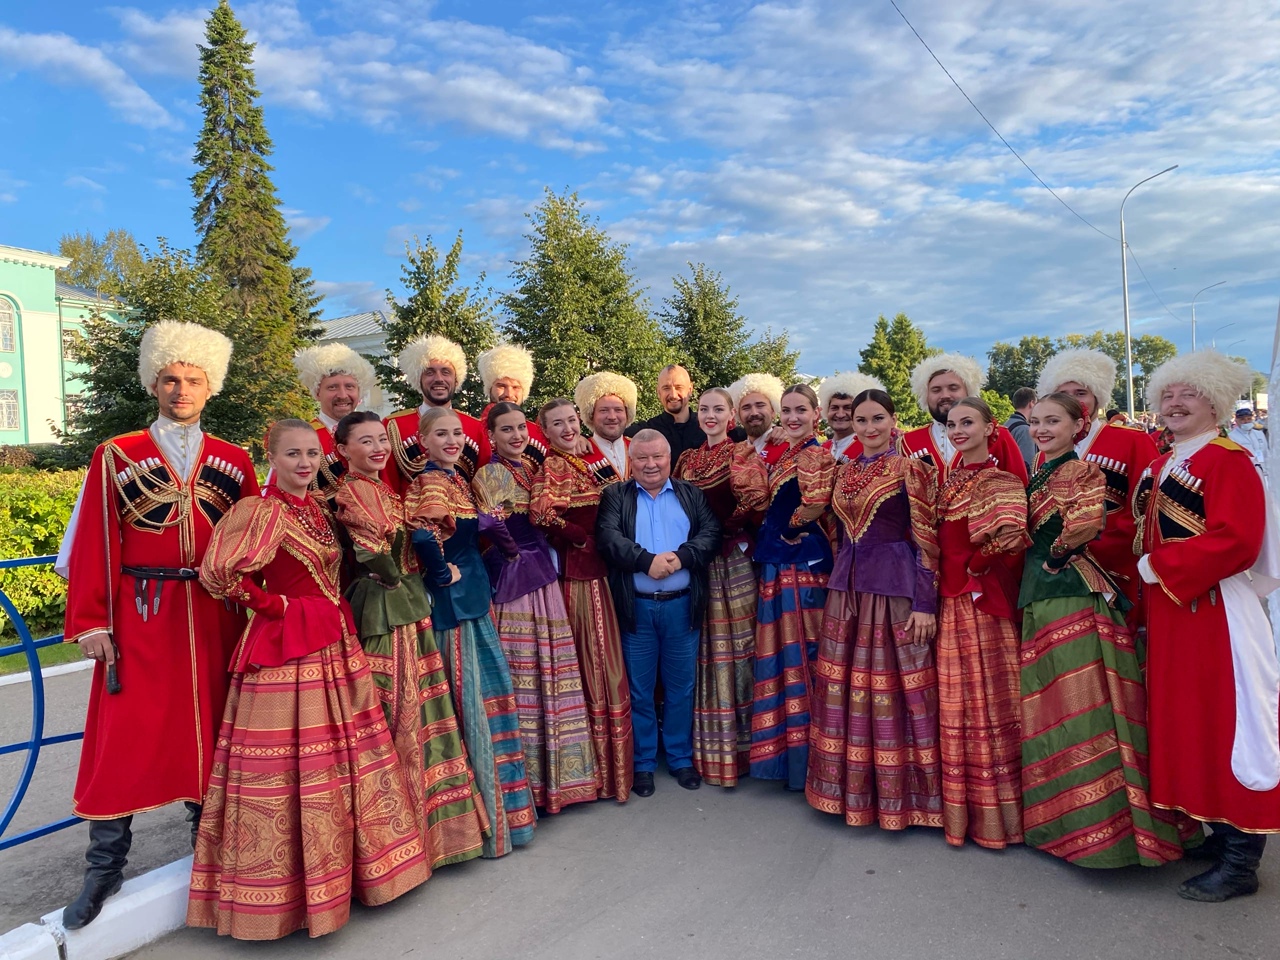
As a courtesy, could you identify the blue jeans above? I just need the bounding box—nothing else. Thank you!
[621,595,699,773]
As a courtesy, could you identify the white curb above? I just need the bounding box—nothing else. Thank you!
[37,856,192,960]
[0,660,94,688]
[0,923,60,960]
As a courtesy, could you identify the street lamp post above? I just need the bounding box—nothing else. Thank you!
[1191,281,1226,351]
[1212,322,1236,348]
[1121,165,1179,418]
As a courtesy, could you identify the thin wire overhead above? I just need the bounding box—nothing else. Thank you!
[887,0,1119,243]
[1123,241,1187,323]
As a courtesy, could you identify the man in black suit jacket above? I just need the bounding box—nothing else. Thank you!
[597,429,721,795]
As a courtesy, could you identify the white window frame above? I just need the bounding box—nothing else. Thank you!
[0,389,19,431]
[0,300,14,353]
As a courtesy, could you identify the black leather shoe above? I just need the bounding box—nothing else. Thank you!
[1178,825,1265,902]
[63,873,124,930]
[671,767,702,790]
[185,801,202,851]
[633,772,655,797]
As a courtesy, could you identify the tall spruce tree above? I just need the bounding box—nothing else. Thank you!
[190,0,316,438]
[502,188,665,416]
[377,232,498,414]
[858,312,935,426]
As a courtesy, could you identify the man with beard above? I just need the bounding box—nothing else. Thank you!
[274,343,378,499]
[729,373,788,465]
[1135,350,1280,901]
[626,364,705,460]
[899,353,1028,484]
[382,334,490,494]
[576,371,639,480]
[1036,347,1157,614]
[818,371,884,462]
[477,341,551,463]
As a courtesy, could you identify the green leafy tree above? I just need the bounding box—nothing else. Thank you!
[63,242,273,457]
[858,312,934,426]
[190,0,317,423]
[745,327,801,385]
[56,229,143,298]
[502,188,666,416]
[378,232,498,414]
[981,389,1015,425]
[986,335,1057,400]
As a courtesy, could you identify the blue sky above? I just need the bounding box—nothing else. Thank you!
[3,0,1279,381]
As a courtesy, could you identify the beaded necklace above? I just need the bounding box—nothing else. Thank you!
[499,456,537,494]
[679,438,734,487]
[937,457,994,518]
[269,485,335,546]
[838,448,897,502]
[1027,450,1076,497]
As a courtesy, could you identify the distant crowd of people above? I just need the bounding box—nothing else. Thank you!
[53,322,1280,942]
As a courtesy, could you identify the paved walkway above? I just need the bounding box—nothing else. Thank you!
[5,672,1279,960]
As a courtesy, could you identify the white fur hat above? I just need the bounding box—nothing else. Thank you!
[1146,349,1251,427]
[477,342,535,396]
[293,343,377,403]
[909,352,986,410]
[1036,348,1117,413]
[397,334,467,393]
[137,320,233,396]
[818,371,885,412]
[728,373,785,413]
[574,371,638,424]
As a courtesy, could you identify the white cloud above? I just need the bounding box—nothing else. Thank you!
[0,26,173,128]
[284,209,332,239]
[64,175,107,192]
[314,279,388,315]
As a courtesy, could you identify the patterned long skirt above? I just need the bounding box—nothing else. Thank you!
[937,594,1023,848]
[492,585,598,812]
[750,562,828,789]
[362,618,489,867]
[1020,595,1183,867]
[562,577,634,801]
[189,633,430,940]
[806,590,943,829]
[693,549,757,786]
[436,615,537,858]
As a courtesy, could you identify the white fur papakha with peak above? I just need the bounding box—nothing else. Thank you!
[397,334,467,393]
[293,343,377,403]
[1036,348,1117,412]
[574,371,638,424]
[137,320,233,396]
[909,352,986,410]
[728,373,785,413]
[477,342,535,395]
[818,371,885,412]
[1146,349,1253,427]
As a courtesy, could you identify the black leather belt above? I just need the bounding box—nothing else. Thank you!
[122,566,199,622]
[122,565,199,580]
[635,587,690,602]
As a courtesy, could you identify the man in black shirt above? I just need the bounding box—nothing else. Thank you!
[627,364,708,459]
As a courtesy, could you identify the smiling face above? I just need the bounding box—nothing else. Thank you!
[697,391,732,442]
[337,420,391,478]
[419,362,458,407]
[927,371,967,423]
[853,399,895,455]
[631,438,672,494]
[490,409,530,460]
[737,393,775,439]
[1029,399,1085,458]
[826,395,855,438]
[490,376,526,405]
[658,366,694,416]
[420,414,465,466]
[153,362,212,425]
[946,405,995,459]
[316,373,361,421]
[1054,381,1098,422]
[779,393,818,441]
[1160,383,1218,441]
[268,426,322,497]
[591,396,628,441]
[543,404,582,454]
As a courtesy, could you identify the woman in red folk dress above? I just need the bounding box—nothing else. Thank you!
[673,387,765,786]
[191,420,429,941]
[531,397,634,802]
[935,397,1028,849]
[332,411,489,868]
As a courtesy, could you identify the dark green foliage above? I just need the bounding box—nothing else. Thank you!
[858,313,935,426]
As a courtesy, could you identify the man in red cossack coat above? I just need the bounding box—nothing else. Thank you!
[576,371,639,481]
[58,321,258,928]
[382,334,490,494]
[1036,347,1158,616]
[477,342,551,464]
[899,353,1029,484]
[1136,349,1280,902]
[729,373,789,466]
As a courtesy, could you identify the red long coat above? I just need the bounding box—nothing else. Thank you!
[1139,437,1280,830]
[381,406,490,495]
[64,430,258,819]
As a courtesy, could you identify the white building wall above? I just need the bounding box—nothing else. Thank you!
[20,308,65,442]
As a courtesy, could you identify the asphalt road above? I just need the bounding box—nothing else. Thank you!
[4,671,1279,960]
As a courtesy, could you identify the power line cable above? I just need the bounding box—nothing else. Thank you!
[887,0,1120,243]
[1123,241,1187,323]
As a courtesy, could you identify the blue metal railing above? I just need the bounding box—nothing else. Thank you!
[0,554,84,850]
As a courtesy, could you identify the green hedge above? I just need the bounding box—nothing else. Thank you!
[0,469,84,640]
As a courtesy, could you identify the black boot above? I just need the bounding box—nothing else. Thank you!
[184,801,202,850]
[63,817,133,929]
[1178,824,1265,902]
[1183,826,1227,862]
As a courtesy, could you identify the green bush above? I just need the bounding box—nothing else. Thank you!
[0,470,84,640]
